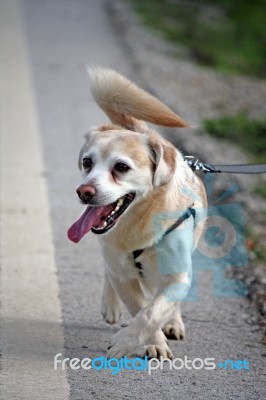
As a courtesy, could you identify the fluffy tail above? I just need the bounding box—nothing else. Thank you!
[87,67,188,128]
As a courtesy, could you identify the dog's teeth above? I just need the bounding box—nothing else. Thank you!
[111,211,115,215]
[114,198,124,212]
[103,222,107,228]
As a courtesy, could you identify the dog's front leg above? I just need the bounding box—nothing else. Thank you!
[100,242,147,317]
[108,289,174,359]
[108,272,190,359]
[101,271,121,324]
[107,274,147,317]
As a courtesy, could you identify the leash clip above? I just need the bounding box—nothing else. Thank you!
[184,156,217,173]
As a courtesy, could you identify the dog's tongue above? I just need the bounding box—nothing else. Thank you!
[68,205,106,243]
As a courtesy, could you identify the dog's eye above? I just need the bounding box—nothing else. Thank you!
[83,157,92,170]
[114,162,130,173]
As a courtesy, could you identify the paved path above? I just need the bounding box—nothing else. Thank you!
[0,1,265,399]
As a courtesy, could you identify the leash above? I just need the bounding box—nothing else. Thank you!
[184,156,266,174]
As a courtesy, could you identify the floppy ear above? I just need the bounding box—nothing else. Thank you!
[148,135,177,187]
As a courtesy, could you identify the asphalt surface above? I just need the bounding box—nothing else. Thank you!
[1,0,266,399]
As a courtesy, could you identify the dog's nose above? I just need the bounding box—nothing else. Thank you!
[76,184,96,203]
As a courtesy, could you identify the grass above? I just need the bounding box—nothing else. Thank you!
[246,226,266,264]
[130,0,266,78]
[203,113,266,163]
[254,185,266,199]
[205,113,266,218]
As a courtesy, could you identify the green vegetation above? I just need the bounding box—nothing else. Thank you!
[254,184,266,199]
[254,185,266,198]
[205,113,266,209]
[130,0,266,77]
[246,226,266,264]
[252,241,266,264]
[203,114,266,162]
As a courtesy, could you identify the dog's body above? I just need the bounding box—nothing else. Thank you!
[68,68,207,358]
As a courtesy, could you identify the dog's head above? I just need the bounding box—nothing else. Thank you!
[68,68,188,242]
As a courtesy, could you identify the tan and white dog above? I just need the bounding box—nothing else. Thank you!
[68,68,207,359]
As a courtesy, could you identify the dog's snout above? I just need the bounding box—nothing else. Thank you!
[76,184,96,203]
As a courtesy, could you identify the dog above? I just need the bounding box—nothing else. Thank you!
[68,67,207,359]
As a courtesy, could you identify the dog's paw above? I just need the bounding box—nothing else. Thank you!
[107,325,172,359]
[162,318,185,340]
[107,325,140,358]
[101,298,121,325]
[140,344,173,359]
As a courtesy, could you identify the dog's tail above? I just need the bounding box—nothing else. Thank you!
[87,66,188,128]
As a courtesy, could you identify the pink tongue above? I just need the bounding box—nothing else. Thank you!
[67,205,107,243]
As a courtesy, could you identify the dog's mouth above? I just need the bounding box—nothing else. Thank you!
[67,193,136,243]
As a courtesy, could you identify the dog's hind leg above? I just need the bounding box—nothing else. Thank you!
[101,271,121,324]
[162,303,185,340]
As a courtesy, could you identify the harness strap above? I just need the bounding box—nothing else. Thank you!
[133,206,195,271]
[132,249,144,271]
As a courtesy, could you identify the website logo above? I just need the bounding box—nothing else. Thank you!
[54,354,250,375]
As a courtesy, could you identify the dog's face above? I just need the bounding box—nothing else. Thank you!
[67,125,177,242]
[78,128,154,206]
[67,67,187,244]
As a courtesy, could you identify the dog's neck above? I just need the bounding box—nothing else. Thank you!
[99,172,197,254]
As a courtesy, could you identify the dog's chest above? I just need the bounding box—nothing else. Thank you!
[100,240,159,283]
